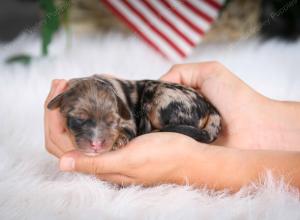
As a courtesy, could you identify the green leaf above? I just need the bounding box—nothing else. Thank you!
[39,0,61,56]
[5,0,71,64]
[5,54,32,65]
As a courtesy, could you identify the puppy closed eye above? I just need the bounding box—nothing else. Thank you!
[67,117,84,127]
[67,117,94,129]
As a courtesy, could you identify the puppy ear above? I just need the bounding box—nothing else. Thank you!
[116,96,131,120]
[47,79,79,110]
[47,93,65,110]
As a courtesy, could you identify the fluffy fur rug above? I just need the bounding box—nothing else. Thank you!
[0,32,300,220]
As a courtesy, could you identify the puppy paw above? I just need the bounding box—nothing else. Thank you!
[112,134,129,150]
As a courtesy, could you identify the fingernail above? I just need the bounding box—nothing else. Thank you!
[60,157,75,171]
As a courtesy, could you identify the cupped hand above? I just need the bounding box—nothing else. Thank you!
[44,62,300,188]
[44,80,210,186]
[59,132,206,186]
[161,62,283,150]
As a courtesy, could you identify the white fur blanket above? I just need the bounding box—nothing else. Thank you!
[0,32,300,220]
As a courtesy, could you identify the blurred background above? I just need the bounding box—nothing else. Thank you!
[1,0,300,98]
[0,0,300,99]
[1,0,300,54]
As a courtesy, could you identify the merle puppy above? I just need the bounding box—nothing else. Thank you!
[47,75,221,154]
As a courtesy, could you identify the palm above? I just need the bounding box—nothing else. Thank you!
[110,132,201,185]
[161,63,277,150]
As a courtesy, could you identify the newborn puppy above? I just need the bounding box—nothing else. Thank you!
[47,75,221,154]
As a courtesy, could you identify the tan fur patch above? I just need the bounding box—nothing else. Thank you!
[198,114,209,129]
[155,86,194,110]
[204,114,222,140]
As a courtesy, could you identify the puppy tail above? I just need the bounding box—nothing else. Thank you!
[160,125,213,144]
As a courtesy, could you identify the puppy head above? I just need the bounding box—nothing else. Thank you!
[47,76,130,154]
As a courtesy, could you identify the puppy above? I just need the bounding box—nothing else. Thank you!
[47,75,221,154]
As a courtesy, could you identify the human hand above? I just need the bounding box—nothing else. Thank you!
[59,132,208,186]
[45,63,300,189]
[161,62,292,150]
[44,80,76,158]
[59,130,300,190]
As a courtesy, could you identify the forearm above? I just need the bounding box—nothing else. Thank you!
[188,145,300,191]
[266,100,300,150]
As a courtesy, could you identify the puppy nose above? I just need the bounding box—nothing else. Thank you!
[90,140,105,150]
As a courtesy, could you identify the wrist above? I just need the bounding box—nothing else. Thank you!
[186,144,246,191]
[185,143,300,191]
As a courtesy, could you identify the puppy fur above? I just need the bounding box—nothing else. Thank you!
[47,75,221,153]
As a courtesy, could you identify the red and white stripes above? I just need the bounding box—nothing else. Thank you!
[102,0,224,62]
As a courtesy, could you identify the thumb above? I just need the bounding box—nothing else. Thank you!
[159,70,181,83]
[59,150,122,175]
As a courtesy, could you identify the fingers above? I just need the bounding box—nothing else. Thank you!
[59,150,125,174]
[44,79,74,158]
[44,80,64,157]
[59,149,134,185]
[160,62,248,109]
[160,61,228,90]
[47,104,74,153]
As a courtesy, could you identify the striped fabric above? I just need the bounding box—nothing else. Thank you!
[102,0,225,62]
